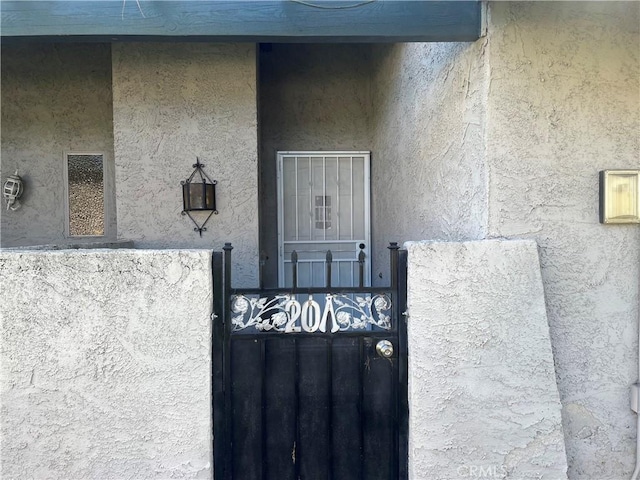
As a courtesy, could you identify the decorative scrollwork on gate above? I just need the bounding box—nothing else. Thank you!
[230,293,392,333]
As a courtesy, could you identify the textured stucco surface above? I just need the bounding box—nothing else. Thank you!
[0,249,212,479]
[485,3,640,477]
[259,44,373,286]
[1,43,116,247]
[259,42,490,287]
[1,3,638,477]
[112,43,259,285]
[369,42,488,285]
[406,239,567,480]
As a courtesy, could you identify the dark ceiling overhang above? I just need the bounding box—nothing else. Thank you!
[1,0,481,43]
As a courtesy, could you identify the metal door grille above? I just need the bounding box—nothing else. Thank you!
[277,152,371,288]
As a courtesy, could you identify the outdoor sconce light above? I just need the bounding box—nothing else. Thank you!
[599,170,640,224]
[3,170,24,211]
[181,157,218,236]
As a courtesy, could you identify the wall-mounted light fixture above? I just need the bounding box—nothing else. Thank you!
[3,170,24,211]
[181,157,218,236]
[599,170,639,224]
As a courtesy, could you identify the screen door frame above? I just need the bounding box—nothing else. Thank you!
[276,151,371,288]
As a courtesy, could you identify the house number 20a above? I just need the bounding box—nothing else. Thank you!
[230,293,391,332]
[284,298,340,333]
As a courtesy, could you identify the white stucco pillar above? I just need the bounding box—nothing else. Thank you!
[406,239,567,479]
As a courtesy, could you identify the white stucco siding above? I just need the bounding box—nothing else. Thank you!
[370,41,488,285]
[406,239,567,480]
[112,43,259,285]
[0,43,116,247]
[485,3,640,477]
[0,249,212,479]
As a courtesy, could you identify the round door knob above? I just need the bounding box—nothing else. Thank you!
[376,340,393,358]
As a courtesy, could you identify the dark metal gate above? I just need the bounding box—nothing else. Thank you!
[212,243,408,480]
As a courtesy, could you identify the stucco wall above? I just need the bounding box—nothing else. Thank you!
[373,4,640,477]
[406,239,567,479]
[0,249,212,479]
[259,44,373,286]
[485,3,640,478]
[112,43,259,285]
[1,43,116,247]
[369,42,488,285]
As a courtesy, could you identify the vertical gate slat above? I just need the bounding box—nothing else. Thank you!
[358,336,364,480]
[391,344,400,479]
[362,344,394,479]
[294,338,300,480]
[327,336,333,480]
[265,338,296,480]
[390,242,400,479]
[398,249,409,479]
[298,337,330,479]
[331,337,361,479]
[222,244,233,480]
[212,252,226,480]
[231,338,263,480]
[261,339,267,480]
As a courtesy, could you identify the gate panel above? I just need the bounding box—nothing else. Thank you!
[213,243,407,480]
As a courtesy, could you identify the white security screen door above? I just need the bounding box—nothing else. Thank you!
[277,151,371,288]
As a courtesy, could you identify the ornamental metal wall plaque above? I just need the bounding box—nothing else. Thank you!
[230,293,392,333]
